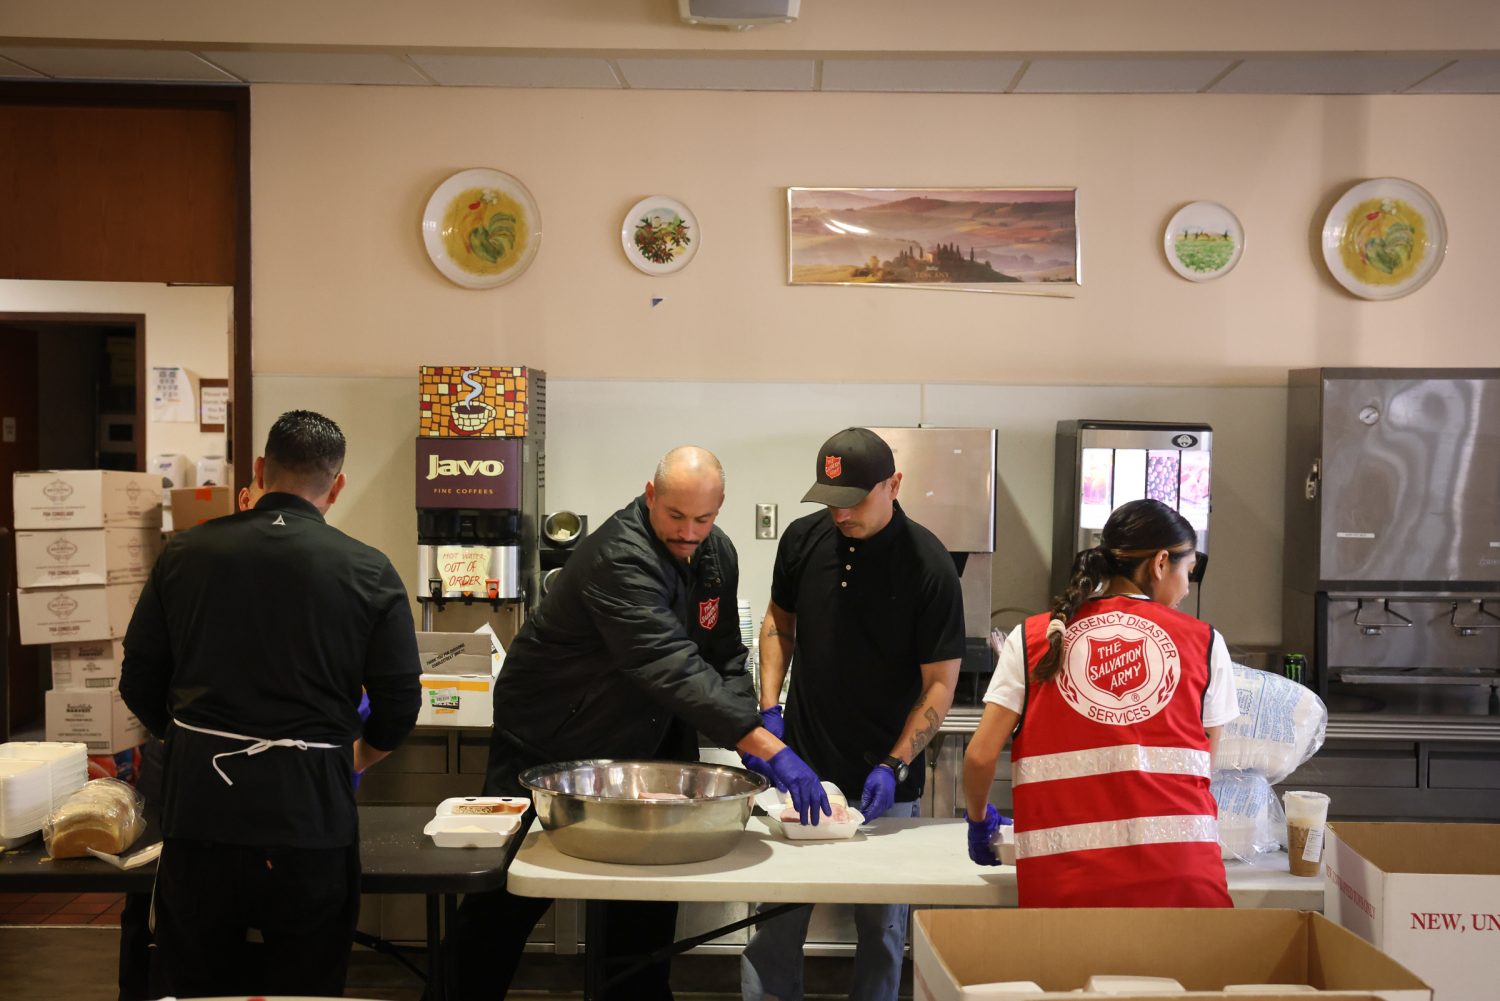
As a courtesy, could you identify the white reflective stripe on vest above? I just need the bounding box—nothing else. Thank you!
[1011,743,1211,787]
[172,718,341,787]
[1015,814,1220,860]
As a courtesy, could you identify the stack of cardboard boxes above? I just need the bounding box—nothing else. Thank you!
[12,470,160,755]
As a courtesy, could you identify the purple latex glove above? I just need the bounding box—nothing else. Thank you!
[966,804,1006,866]
[859,763,897,822]
[353,691,372,791]
[759,704,785,740]
[740,751,785,792]
[768,748,830,826]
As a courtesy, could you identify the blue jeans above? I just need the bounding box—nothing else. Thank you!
[740,800,919,1001]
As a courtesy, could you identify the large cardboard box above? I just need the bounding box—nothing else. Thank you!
[50,639,127,690]
[13,470,163,529]
[15,527,161,588]
[912,909,1430,1001]
[168,486,234,530]
[45,688,147,754]
[15,583,143,645]
[1324,822,1500,1001]
[415,631,494,675]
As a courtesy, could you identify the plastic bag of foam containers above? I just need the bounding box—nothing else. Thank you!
[1215,664,1327,784]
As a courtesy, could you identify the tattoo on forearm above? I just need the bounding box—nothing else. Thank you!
[765,625,781,638]
[909,705,942,758]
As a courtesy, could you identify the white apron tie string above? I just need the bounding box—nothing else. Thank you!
[172,717,340,786]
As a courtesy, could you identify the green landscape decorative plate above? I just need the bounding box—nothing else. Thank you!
[1164,201,1244,282]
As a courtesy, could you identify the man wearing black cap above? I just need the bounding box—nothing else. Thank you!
[741,427,965,1001]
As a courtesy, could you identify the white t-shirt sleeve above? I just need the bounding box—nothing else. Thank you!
[982,624,1028,713]
[1201,630,1241,728]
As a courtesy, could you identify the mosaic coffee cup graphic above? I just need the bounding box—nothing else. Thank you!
[449,367,495,436]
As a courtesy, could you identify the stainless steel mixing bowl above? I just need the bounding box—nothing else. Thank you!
[519,759,767,865]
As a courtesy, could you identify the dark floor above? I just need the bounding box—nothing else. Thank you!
[0,915,883,999]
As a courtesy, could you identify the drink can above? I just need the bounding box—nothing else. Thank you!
[1283,653,1307,684]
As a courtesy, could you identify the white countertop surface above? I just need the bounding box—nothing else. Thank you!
[506,817,1322,910]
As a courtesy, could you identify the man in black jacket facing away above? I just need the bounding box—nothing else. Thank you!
[121,410,421,997]
[447,445,827,1000]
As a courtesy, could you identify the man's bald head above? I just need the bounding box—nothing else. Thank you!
[653,445,725,495]
[645,446,726,562]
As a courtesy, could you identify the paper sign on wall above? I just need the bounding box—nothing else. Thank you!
[438,546,491,595]
[151,367,196,423]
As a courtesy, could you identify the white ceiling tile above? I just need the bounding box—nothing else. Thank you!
[199,50,428,85]
[0,54,46,78]
[1211,57,1451,94]
[408,54,620,88]
[0,47,237,82]
[1014,58,1233,94]
[615,57,814,91]
[821,58,1022,93]
[1406,59,1500,94]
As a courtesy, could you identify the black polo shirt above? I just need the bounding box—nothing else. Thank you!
[773,501,964,802]
[121,493,421,849]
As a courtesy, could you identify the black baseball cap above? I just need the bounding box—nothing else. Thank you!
[801,428,896,507]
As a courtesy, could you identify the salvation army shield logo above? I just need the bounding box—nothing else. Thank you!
[1084,634,1150,700]
[824,454,842,479]
[698,597,720,630]
[1058,611,1182,726]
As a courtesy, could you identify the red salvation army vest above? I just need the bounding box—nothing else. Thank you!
[1010,595,1232,908]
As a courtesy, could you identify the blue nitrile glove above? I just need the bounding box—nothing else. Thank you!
[760,704,785,740]
[768,748,830,826]
[740,752,785,792]
[966,804,1003,866]
[353,691,372,791]
[859,763,897,822]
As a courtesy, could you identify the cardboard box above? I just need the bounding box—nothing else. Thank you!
[1324,822,1500,1001]
[50,639,127,690]
[13,470,163,529]
[169,486,234,530]
[415,631,494,675]
[15,527,161,588]
[45,688,147,754]
[416,674,494,728]
[912,909,1430,1001]
[15,583,143,645]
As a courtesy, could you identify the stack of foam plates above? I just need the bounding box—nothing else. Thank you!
[0,741,90,848]
[737,598,755,648]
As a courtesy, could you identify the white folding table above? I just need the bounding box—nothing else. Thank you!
[507,817,1321,998]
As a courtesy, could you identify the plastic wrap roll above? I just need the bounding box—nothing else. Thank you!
[1217,665,1328,784]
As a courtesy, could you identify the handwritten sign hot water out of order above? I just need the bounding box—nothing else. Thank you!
[438,546,491,595]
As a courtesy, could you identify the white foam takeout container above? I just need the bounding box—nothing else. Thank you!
[424,796,530,848]
[755,782,864,841]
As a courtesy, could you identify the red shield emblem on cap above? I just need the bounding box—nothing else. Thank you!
[698,597,720,630]
[1084,634,1150,700]
[824,454,842,478]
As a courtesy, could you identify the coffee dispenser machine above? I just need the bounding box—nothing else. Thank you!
[415,365,545,616]
[1051,419,1213,600]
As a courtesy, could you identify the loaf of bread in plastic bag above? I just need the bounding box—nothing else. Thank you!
[43,778,145,858]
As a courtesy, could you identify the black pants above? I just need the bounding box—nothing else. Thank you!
[152,837,361,998]
[447,888,678,1001]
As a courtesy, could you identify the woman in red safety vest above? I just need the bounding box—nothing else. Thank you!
[962,498,1239,907]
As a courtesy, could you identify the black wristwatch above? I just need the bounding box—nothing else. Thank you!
[878,755,909,783]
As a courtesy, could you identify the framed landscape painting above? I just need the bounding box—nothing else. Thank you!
[787,187,1079,295]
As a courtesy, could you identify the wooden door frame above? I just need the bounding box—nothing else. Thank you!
[0,312,148,470]
[0,82,252,486]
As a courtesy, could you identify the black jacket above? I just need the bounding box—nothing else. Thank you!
[490,495,759,771]
[121,493,421,848]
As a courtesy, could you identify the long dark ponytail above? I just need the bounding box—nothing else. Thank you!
[1034,499,1197,681]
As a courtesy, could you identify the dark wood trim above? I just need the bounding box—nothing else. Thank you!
[1,80,253,487]
[0,311,149,472]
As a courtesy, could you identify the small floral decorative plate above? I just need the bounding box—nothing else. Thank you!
[422,168,542,289]
[1163,201,1244,281]
[1321,177,1446,300]
[621,196,699,276]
